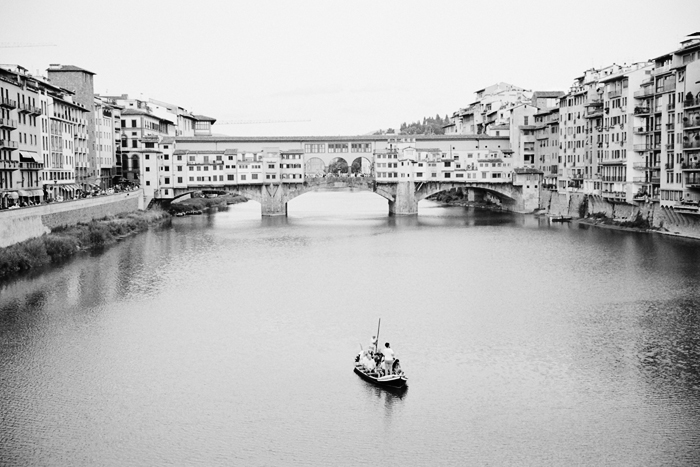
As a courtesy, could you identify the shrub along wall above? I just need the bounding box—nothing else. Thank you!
[0,190,143,248]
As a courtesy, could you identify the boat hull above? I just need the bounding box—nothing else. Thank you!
[354,366,408,389]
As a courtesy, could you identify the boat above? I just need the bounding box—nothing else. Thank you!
[354,318,408,389]
[551,215,572,222]
[354,358,408,389]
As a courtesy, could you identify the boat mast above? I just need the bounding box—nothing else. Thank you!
[375,318,381,352]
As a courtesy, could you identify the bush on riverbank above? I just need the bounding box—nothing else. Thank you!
[0,209,170,282]
[169,194,246,214]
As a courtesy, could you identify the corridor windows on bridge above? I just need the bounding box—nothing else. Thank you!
[252,174,258,180]
[351,143,371,152]
[328,143,348,153]
[304,143,325,153]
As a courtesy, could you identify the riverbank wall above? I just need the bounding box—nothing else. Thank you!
[0,190,144,248]
[540,190,700,239]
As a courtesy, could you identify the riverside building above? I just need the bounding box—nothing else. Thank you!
[0,65,45,208]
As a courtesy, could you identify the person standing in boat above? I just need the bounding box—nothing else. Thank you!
[381,342,395,375]
[368,336,378,354]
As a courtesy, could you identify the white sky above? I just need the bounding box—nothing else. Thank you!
[2,0,699,136]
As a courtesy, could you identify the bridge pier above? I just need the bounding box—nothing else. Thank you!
[388,181,418,216]
[260,184,287,216]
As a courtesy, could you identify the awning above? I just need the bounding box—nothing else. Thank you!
[3,192,19,199]
[20,189,42,197]
[19,151,40,163]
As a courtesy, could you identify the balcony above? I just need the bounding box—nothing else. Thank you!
[634,88,654,98]
[681,162,700,171]
[666,143,675,151]
[20,161,43,170]
[655,82,676,94]
[18,102,32,114]
[634,106,651,115]
[608,89,623,99]
[633,162,654,170]
[666,123,675,132]
[0,117,18,129]
[683,141,700,151]
[601,191,626,200]
[0,97,17,109]
[585,99,604,107]
[668,103,676,112]
[684,117,700,129]
[600,158,626,166]
[665,163,675,170]
[653,63,672,75]
[634,126,650,134]
[684,97,700,110]
[0,159,20,170]
[634,144,654,152]
[672,202,700,214]
[585,109,604,118]
[0,139,19,150]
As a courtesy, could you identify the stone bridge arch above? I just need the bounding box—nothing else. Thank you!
[414,181,518,205]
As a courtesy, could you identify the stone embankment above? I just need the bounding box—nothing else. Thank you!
[0,190,145,248]
[0,208,170,282]
[540,191,700,239]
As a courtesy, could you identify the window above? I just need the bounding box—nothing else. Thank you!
[252,174,258,180]
[304,143,325,153]
[227,175,234,181]
[146,167,150,172]
[146,181,150,186]
[177,177,183,183]
[328,143,348,153]
[164,177,170,184]
[131,119,136,128]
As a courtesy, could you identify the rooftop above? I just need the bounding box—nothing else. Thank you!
[194,115,217,123]
[47,64,96,75]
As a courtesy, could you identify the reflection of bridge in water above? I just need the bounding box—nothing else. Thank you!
[172,175,537,216]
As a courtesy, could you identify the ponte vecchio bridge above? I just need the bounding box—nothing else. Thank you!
[168,135,543,215]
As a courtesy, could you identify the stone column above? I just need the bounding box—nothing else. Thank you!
[260,184,287,216]
[388,181,417,215]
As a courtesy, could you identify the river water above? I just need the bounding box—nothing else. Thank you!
[1,192,699,466]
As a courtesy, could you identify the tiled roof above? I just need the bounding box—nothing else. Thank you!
[194,115,217,122]
[532,91,565,99]
[513,167,543,174]
[47,64,95,75]
[161,136,176,144]
[223,149,238,155]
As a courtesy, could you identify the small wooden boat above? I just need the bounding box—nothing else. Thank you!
[354,318,407,389]
[354,358,408,389]
[551,215,572,222]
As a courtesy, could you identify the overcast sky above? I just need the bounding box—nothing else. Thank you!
[2,0,699,136]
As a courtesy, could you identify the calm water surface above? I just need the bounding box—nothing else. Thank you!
[1,192,700,466]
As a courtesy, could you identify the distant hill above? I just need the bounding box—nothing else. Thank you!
[373,114,450,136]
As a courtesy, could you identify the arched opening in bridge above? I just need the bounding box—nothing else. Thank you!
[351,156,372,175]
[305,157,325,176]
[328,157,349,174]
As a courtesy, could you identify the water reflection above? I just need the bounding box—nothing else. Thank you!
[2,193,700,466]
